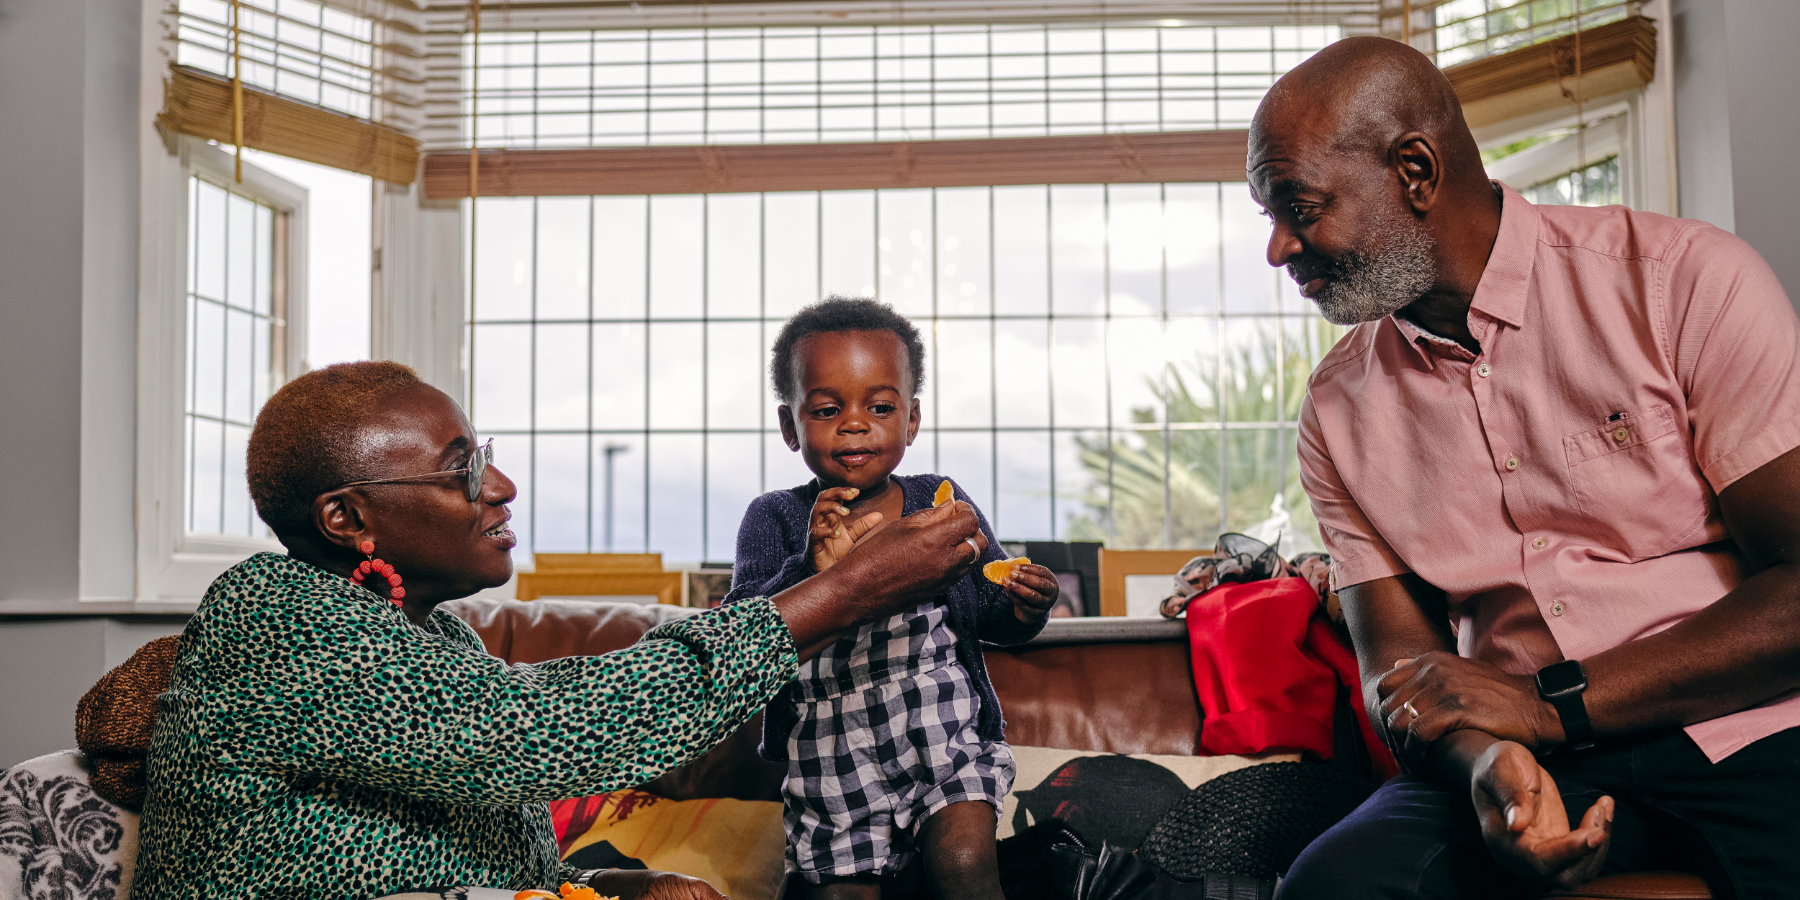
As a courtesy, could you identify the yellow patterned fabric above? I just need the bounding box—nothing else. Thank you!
[133,552,799,900]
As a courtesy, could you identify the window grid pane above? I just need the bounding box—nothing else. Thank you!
[446,22,1338,150]
[462,24,1348,570]
[469,183,1346,564]
[186,175,284,539]
[176,0,381,121]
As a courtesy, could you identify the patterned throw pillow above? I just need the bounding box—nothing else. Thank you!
[0,750,139,900]
[552,791,787,900]
[999,746,1300,849]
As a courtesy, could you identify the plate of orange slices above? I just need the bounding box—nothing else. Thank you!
[514,884,616,900]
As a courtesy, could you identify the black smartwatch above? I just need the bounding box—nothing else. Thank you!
[1535,659,1596,751]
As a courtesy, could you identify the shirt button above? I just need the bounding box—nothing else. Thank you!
[1477,364,1491,377]
[1532,537,1548,550]
[1504,456,1520,471]
[1551,601,1565,616]
[1613,426,1630,443]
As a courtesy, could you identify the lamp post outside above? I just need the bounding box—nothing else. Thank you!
[602,443,629,552]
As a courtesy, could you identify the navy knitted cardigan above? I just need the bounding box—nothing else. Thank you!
[723,473,1045,761]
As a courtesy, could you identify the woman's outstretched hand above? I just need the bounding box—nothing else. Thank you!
[586,869,726,899]
[772,500,987,659]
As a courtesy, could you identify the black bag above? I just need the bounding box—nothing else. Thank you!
[998,821,1272,900]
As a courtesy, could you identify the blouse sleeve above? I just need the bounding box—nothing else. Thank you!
[198,573,799,807]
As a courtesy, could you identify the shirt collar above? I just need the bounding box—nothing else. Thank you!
[1466,182,1538,330]
[1385,181,1537,366]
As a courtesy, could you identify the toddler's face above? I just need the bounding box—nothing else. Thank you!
[779,330,920,491]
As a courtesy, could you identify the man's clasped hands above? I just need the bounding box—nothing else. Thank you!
[1373,653,1615,889]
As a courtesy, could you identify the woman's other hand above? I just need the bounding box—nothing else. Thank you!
[585,869,727,900]
[772,499,986,659]
[806,486,881,574]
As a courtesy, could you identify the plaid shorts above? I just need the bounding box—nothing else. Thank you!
[782,602,1015,882]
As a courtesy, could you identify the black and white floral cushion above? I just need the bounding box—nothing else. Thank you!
[0,750,138,900]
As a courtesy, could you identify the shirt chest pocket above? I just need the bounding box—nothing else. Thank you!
[1562,403,1714,559]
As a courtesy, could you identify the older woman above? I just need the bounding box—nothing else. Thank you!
[132,361,987,900]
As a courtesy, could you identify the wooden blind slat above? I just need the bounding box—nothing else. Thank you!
[420,129,1251,199]
[159,65,420,185]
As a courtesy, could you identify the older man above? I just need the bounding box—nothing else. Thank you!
[1257,37,1800,899]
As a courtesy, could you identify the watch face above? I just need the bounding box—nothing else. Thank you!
[1538,660,1587,696]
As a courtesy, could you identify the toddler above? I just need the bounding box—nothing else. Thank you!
[725,297,1060,900]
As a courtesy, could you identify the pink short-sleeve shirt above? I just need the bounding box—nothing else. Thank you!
[1298,184,1800,762]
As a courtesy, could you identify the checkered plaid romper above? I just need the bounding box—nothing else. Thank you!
[782,598,1015,881]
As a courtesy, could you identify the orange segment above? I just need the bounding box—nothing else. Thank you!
[982,556,1030,585]
[933,480,954,507]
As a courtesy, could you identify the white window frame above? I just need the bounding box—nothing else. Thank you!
[1469,0,1677,217]
[136,138,309,610]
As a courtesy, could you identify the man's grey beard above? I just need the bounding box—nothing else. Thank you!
[1293,216,1437,326]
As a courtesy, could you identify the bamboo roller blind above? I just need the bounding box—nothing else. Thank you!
[419,16,1655,199]
[420,129,1252,199]
[159,65,421,185]
[1443,14,1656,110]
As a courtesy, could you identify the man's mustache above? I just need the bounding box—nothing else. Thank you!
[1286,251,1342,287]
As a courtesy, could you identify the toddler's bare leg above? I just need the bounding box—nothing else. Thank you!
[804,877,881,900]
[918,800,1005,900]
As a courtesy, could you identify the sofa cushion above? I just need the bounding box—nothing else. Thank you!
[443,598,695,664]
[0,750,139,900]
[986,639,1201,756]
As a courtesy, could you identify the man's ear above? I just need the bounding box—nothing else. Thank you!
[905,397,922,446]
[312,489,370,552]
[777,404,801,452]
[1392,133,1442,213]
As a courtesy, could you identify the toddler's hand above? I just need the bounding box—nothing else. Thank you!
[807,486,884,573]
[1003,563,1060,622]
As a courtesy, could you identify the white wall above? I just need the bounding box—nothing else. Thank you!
[0,618,187,768]
[1672,0,1800,300]
[0,0,149,767]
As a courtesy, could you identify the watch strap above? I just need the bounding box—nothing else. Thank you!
[1536,661,1596,751]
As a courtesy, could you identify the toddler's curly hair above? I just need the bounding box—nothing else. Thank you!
[769,296,926,404]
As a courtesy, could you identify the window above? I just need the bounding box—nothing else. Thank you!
[1433,0,1633,66]
[1521,155,1621,206]
[184,173,287,538]
[137,140,309,606]
[442,22,1339,149]
[175,0,379,119]
[461,23,1347,565]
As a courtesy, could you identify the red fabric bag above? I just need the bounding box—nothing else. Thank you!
[1185,577,1398,780]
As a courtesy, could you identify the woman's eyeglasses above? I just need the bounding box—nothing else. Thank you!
[336,439,493,502]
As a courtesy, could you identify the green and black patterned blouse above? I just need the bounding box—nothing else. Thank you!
[133,552,799,900]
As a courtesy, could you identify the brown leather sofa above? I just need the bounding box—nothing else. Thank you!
[442,598,1710,900]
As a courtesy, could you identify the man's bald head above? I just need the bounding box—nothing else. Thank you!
[1252,36,1482,181]
[1247,37,1500,326]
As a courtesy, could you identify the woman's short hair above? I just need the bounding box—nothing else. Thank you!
[247,361,424,538]
[769,296,927,404]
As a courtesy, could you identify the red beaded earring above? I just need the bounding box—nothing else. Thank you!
[351,539,405,606]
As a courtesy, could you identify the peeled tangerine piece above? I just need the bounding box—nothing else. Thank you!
[514,886,614,900]
[983,556,1030,585]
[934,480,954,507]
